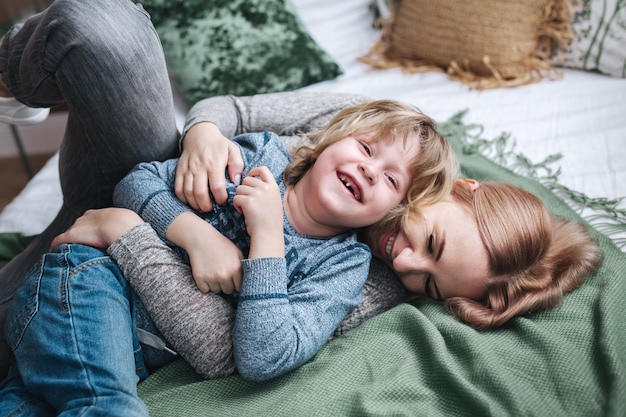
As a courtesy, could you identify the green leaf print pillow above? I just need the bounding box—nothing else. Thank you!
[553,0,626,77]
[140,0,342,105]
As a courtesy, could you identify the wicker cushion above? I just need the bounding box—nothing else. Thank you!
[361,0,573,89]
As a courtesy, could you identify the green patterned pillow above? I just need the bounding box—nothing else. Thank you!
[140,0,342,105]
[552,0,626,77]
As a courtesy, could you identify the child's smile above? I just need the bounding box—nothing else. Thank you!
[337,171,362,201]
[285,133,421,237]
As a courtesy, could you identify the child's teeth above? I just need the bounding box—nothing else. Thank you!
[339,174,359,200]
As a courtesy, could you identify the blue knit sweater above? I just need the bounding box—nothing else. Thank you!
[113,131,371,380]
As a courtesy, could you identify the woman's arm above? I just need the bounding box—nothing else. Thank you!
[183,92,369,139]
[176,92,369,211]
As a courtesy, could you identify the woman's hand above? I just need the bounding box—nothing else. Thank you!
[233,166,284,259]
[51,208,144,250]
[175,122,244,212]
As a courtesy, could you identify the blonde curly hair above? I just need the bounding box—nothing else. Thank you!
[283,100,457,213]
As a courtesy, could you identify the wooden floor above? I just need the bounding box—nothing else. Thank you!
[0,153,54,212]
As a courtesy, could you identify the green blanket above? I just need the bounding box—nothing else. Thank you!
[2,113,624,416]
[137,113,626,416]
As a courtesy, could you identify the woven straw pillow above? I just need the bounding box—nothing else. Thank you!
[361,0,573,89]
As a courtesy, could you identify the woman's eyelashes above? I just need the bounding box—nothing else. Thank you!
[424,275,434,299]
[425,234,442,301]
[424,274,442,301]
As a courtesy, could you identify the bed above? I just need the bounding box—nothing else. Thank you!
[1,0,625,415]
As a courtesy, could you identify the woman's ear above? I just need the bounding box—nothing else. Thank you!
[461,178,480,191]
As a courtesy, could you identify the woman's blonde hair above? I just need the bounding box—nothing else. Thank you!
[283,100,457,210]
[445,181,603,330]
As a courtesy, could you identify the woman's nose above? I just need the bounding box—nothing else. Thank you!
[393,247,427,272]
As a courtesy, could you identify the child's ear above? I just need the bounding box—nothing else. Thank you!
[460,178,480,191]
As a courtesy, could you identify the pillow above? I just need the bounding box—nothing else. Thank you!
[140,0,342,105]
[361,0,574,89]
[551,0,626,77]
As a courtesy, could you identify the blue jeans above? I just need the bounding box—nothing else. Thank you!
[0,0,179,379]
[0,244,174,416]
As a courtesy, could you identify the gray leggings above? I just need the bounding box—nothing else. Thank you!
[0,0,180,379]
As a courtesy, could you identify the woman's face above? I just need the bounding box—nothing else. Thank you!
[375,198,492,301]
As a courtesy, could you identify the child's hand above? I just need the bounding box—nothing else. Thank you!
[167,212,244,294]
[175,122,244,212]
[185,229,244,294]
[233,166,284,259]
[51,208,143,250]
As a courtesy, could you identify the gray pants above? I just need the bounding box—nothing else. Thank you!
[0,0,180,379]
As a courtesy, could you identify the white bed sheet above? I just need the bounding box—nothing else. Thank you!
[1,0,625,241]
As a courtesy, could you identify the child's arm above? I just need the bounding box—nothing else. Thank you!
[113,158,187,239]
[166,212,243,293]
[113,159,243,293]
[233,241,371,381]
[211,136,373,380]
[232,166,284,259]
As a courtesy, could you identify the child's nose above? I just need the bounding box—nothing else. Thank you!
[359,163,377,184]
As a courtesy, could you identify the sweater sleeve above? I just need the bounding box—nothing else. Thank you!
[182,92,370,143]
[107,223,236,379]
[113,158,190,241]
[332,258,408,338]
[233,243,371,381]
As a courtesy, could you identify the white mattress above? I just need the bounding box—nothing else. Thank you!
[2,0,625,245]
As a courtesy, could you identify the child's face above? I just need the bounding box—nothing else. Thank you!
[300,133,420,230]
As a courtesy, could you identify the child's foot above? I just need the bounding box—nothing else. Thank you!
[0,96,50,125]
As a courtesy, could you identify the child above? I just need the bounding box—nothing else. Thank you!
[112,99,455,381]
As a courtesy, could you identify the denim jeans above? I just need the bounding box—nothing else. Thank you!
[0,244,170,416]
[0,0,180,379]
